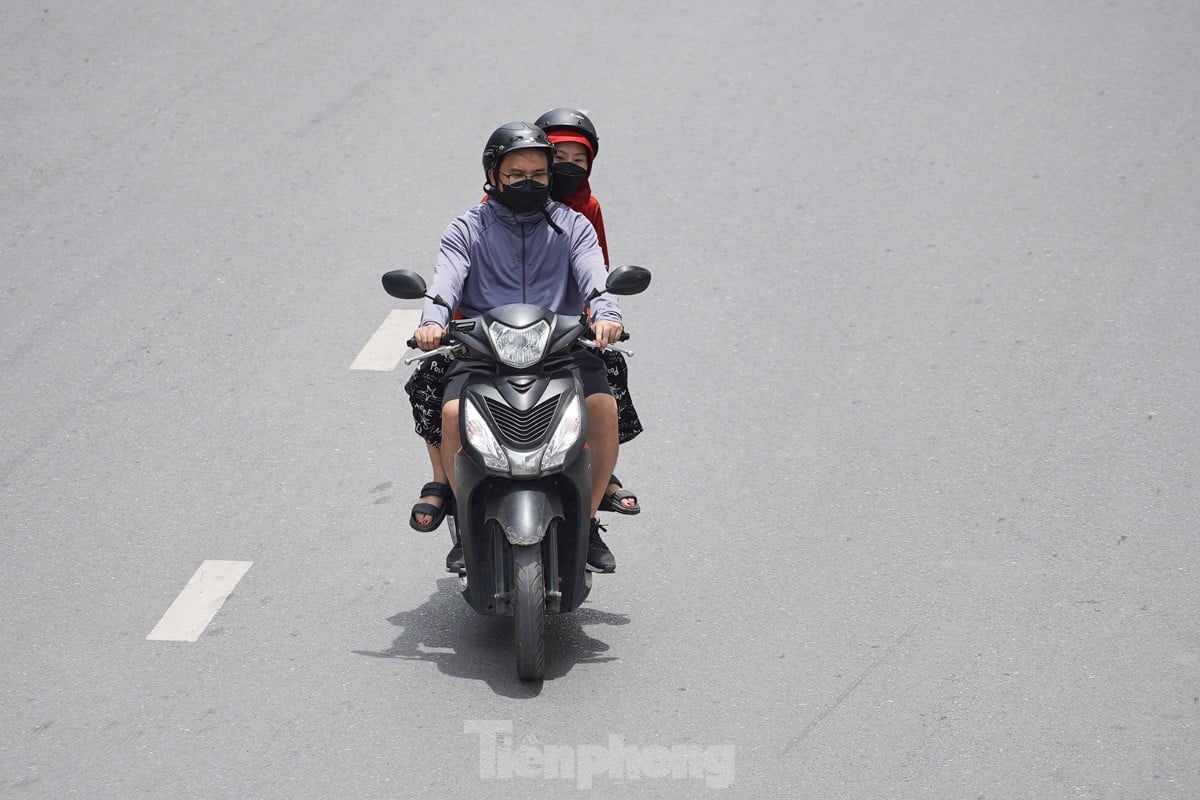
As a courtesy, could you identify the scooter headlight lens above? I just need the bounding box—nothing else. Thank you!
[488,320,550,369]
[464,398,509,472]
[541,395,582,471]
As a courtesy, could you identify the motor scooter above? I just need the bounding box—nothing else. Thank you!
[382,265,651,680]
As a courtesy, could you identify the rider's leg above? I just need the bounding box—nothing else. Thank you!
[440,400,461,497]
[585,393,619,518]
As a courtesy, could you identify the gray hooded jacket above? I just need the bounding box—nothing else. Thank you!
[420,199,620,328]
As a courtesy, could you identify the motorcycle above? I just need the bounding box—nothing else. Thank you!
[381,265,651,680]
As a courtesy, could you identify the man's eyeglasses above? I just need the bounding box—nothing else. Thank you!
[501,171,551,184]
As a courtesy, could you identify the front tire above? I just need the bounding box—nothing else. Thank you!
[512,543,546,681]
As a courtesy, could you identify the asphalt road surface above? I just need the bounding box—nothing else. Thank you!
[3,2,1198,798]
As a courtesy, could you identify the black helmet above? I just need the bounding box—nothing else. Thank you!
[481,122,554,180]
[534,108,599,157]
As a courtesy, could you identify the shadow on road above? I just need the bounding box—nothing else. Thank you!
[353,577,630,697]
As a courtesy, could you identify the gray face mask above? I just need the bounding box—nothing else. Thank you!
[496,179,551,213]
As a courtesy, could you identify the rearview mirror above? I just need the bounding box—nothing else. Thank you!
[605,265,652,296]
[382,269,428,300]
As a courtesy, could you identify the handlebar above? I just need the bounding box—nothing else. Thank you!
[406,332,451,350]
[584,326,630,343]
[408,327,627,351]
[405,322,633,360]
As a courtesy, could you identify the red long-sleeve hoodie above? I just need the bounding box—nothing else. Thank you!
[545,130,609,267]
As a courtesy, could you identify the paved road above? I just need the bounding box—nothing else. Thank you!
[3,2,1198,798]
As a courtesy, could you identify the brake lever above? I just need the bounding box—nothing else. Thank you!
[579,339,634,357]
[403,344,460,365]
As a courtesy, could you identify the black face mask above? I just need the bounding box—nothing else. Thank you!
[550,163,587,199]
[496,179,551,213]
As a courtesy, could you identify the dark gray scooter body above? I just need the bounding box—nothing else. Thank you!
[454,367,594,615]
[381,265,652,679]
[443,303,595,613]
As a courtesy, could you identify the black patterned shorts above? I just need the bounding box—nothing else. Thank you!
[404,349,643,447]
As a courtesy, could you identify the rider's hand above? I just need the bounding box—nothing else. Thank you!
[414,323,446,351]
[591,320,624,350]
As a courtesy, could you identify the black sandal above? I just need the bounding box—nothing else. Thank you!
[599,474,640,515]
[410,482,454,532]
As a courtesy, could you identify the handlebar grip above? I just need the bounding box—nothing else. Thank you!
[585,326,631,343]
[407,332,453,350]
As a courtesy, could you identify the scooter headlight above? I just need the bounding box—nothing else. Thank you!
[541,394,583,471]
[487,319,550,369]
[463,398,509,472]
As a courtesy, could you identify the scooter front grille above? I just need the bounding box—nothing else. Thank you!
[484,396,560,446]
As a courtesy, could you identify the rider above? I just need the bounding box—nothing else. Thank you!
[406,111,639,528]
[535,107,643,514]
[411,122,624,573]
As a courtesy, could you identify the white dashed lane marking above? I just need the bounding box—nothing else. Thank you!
[147,560,253,642]
[146,313,416,642]
[350,309,421,371]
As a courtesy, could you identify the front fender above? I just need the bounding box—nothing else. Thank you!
[486,485,563,546]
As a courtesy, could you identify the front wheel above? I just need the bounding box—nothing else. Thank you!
[512,543,546,681]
